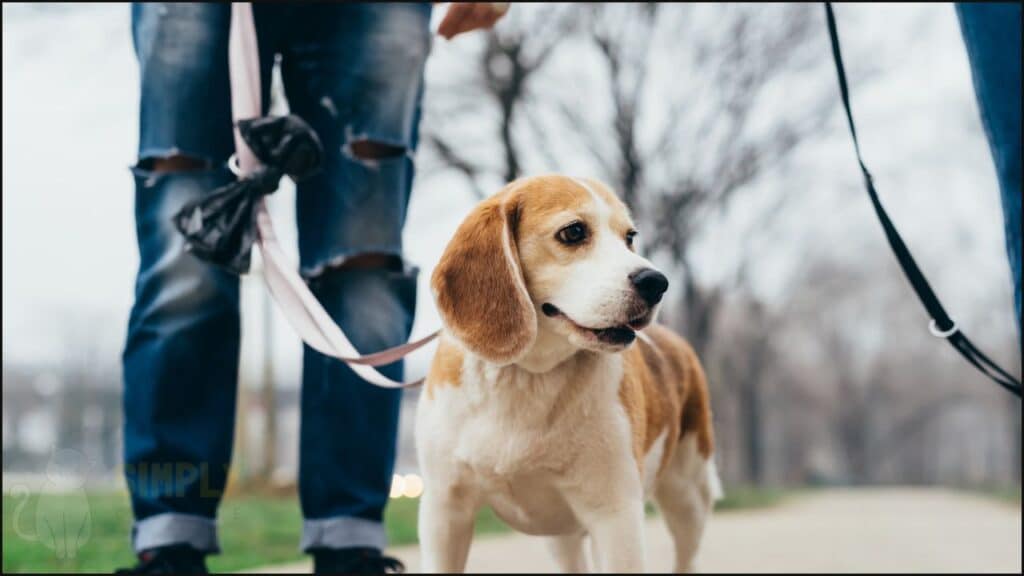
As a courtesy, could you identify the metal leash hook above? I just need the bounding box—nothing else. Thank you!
[928,318,959,339]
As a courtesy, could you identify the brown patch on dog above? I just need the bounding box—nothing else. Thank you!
[621,327,682,472]
[426,337,465,399]
[678,339,715,458]
[575,177,637,240]
[619,325,715,473]
[516,178,596,246]
[618,356,648,470]
[515,175,593,219]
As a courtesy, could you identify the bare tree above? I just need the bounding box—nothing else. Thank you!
[716,298,777,485]
[421,4,577,198]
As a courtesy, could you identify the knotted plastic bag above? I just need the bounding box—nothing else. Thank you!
[173,114,323,274]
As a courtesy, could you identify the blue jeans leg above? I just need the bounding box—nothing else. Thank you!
[255,3,432,550]
[124,3,238,553]
[957,3,1023,339]
[298,268,418,551]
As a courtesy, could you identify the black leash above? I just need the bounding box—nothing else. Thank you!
[824,2,1021,397]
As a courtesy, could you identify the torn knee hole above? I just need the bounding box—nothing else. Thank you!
[334,253,404,271]
[346,140,406,161]
[307,253,406,285]
[137,154,211,173]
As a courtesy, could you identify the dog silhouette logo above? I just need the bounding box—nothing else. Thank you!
[10,448,92,560]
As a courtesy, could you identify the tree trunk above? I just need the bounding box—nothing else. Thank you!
[740,375,763,485]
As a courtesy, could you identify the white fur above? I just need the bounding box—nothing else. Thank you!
[643,430,669,493]
[416,341,647,572]
[706,458,725,502]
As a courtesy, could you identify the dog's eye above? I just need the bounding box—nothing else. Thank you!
[556,222,588,245]
[625,229,637,249]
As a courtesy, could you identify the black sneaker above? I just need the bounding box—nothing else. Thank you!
[311,547,405,574]
[115,543,208,574]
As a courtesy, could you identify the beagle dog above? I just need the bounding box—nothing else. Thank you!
[416,175,719,573]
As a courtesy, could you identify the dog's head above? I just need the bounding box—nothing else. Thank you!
[432,175,668,365]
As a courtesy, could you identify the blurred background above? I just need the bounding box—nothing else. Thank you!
[3,2,1020,573]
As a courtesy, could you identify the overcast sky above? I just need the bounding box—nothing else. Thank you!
[2,3,1015,385]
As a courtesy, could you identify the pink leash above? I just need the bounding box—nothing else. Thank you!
[229,4,436,388]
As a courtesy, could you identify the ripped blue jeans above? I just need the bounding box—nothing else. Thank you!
[124,3,430,554]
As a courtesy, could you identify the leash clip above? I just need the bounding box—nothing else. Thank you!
[227,153,242,177]
[928,318,958,339]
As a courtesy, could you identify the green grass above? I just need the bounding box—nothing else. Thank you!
[964,484,1022,506]
[1,489,508,574]
[4,486,783,573]
[990,486,1022,504]
[713,485,787,512]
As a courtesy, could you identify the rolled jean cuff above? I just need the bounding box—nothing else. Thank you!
[301,516,387,552]
[132,513,219,553]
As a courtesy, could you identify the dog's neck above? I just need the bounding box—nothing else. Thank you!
[463,343,620,421]
[466,328,617,402]
[512,325,584,373]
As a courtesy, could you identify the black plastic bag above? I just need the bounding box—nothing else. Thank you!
[173,114,323,274]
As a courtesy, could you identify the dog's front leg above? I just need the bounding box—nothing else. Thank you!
[569,471,646,573]
[585,503,646,573]
[418,484,478,573]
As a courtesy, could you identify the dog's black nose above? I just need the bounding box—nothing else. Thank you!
[630,268,669,305]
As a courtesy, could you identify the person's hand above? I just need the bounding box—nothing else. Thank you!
[436,3,510,40]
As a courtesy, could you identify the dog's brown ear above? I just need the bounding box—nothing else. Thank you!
[431,189,536,364]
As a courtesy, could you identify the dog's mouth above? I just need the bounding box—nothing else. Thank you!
[541,303,651,346]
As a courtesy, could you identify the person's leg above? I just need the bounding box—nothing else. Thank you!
[124,3,239,555]
[956,3,1023,338]
[260,2,432,553]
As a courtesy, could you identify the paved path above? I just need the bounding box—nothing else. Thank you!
[251,488,1021,573]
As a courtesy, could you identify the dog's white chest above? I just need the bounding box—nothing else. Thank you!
[479,471,581,535]
[417,354,632,536]
[449,399,585,534]
[419,399,587,535]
